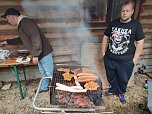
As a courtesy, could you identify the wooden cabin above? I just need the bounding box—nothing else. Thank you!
[0,0,151,88]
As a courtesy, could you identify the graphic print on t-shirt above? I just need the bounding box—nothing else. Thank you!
[109,27,131,55]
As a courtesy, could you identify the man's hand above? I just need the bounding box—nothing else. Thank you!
[0,41,7,47]
[133,39,144,65]
[101,35,108,59]
[32,57,38,64]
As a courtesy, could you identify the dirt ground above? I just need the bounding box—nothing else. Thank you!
[0,73,151,114]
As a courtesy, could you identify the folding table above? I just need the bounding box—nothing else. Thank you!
[0,57,31,99]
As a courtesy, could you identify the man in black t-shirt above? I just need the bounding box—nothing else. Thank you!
[101,0,144,103]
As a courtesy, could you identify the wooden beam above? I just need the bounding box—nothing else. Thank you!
[52,44,80,56]
[0,0,78,7]
[142,0,152,5]
[134,0,141,19]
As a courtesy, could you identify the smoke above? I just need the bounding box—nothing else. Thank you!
[22,0,81,19]
[21,0,98,65]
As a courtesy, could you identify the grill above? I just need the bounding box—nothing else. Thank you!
[33,65,106,114]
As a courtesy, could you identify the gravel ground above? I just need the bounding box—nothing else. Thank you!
[102,73,150,114]
[0,73,150,114]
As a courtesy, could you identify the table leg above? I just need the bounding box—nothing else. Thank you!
[22,64,28,95]
[8,65,28,99]
[22,65,28,85]
[12,65,24,99]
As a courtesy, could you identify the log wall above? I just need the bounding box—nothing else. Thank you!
[138,0,152,72]
[0,0,103,65]
[0,0,151,82]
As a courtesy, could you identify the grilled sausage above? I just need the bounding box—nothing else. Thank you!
[77,75,97,82]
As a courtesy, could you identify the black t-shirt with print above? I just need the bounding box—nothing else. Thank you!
[104,18,145,61]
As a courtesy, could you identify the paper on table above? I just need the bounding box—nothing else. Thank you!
[16,57,31,63]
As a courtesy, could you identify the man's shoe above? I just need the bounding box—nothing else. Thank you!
[105,91,114,96]
[119,94,126,104]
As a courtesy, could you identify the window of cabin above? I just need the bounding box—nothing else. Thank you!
[83,0,107,28]
[83,0,139,28]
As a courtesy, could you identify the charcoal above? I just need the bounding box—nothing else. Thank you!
[65,95,70,101]
[70,93,75,98]
[67,102,73,106]
[58,95,64,99]
[55,95,58,99]
[58,98,65,104]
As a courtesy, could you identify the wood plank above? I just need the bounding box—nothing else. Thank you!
[140,54,152,59]
[134,0,141,19]
[144,39,152,48]
[0,6,80,20]
[53,54,80,63]
[52,45,80,56]
[140,5,152,11]
[142,0,152,5]
[0,45,25,52]
[0,0,80,7]
[138,58,152,66]
[139,15,152,20]
[49,38,81,46]
[140,9,152,16]
[54,61,79,65]
[0,16,80,24]
[0,24,96,35]
[45,31,100,39]
[144,32,152,36]
[22,11,79,19]
[0,32,100,45]
[0,35,18,40]
[0,22,81,31]
[81,43,101,65]
[0,29,88,35]
[140,19,152,24]
[0,25,17,30]
[144,35,152,40]
[142,24,152,29]
[142,48,152,55]
[39,22,80,29]
[143,28,152,33]
[0,31,102,42]
[141,4,152,12]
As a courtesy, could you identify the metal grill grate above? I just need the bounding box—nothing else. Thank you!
[49,65,102,107]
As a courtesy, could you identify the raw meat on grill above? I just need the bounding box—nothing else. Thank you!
[77,73,95,76]
[82,67,94,74]
[77,75,97,82]
[57,67,70,72]
[62,72,73,81]
[71,68,81,75]
[84,81,100,90]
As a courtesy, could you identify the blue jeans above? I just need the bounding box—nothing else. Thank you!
[104,56,134,94]
[38,53,54,90]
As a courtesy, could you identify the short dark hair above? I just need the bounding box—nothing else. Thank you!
[120,0,135,9]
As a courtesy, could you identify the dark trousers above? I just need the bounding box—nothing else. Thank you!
[103,56,134,94]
